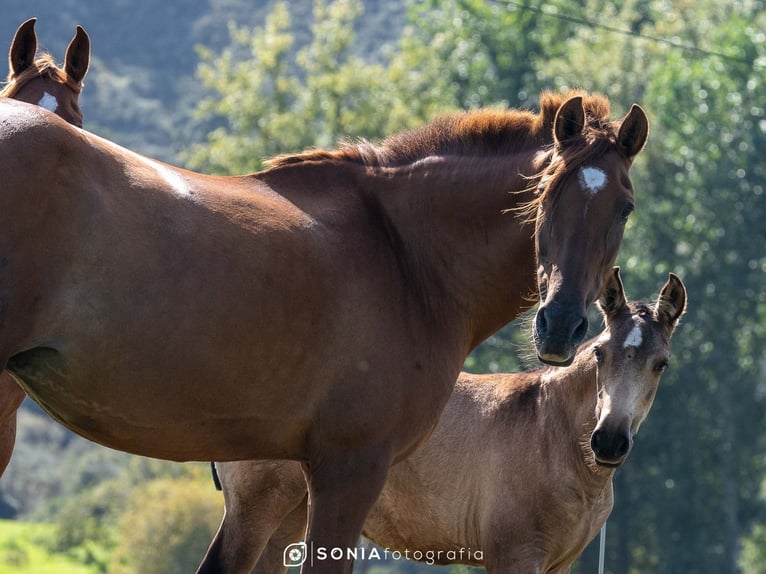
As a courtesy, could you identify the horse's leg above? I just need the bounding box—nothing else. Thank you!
[301,447,392,574]
[0,373,26,476]
[253,496,309,574]
[196,460,308,574]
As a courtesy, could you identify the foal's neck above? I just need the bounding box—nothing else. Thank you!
[542,352,613,481]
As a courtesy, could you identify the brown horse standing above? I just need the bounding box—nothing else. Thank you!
[0,18,90,476]
[2,18,89,126]
[207,269,686,574]
[0,90,647,572]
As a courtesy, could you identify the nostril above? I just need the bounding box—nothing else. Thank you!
[590,428,605,452]
[615,434,631,458]
[535,307,549,338]
[572,315,589,344]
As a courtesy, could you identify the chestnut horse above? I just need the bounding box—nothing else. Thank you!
[1,18,89,126]
[0,18,90,476]
[0,91,647,572]
[206,268,686,574]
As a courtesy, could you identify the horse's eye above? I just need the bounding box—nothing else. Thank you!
[620,203,635,223]
[654,360,668,373]
[594,347,604,364]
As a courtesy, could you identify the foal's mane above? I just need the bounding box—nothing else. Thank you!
[265,90,615,171]
[0,53,82,97]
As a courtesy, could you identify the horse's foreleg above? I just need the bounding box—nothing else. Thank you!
[254,497,309,574]
[196,460,308,574]
[301,447,392,574]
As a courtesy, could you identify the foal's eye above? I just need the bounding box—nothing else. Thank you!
[619,203,635,223]
[654,360,669,373]
[594,347,604,364]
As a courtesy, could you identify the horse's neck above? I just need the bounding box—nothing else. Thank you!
[541,356,613,482]
[371,152,540,351]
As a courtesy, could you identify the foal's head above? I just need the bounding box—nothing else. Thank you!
[587,268,686,467]
[2,18,90,127]
[532,95,649,366]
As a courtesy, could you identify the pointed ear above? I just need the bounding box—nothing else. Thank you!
[9,18,38,77]
[64,26,90,84]
[597,267,627,319]
[655,273,687,334]
[617,104,649,161]
[554,95,585,145]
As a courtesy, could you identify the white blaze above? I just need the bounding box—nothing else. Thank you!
[38,92,59,112]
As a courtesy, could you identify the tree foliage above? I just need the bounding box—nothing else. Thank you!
[109,478,221,574]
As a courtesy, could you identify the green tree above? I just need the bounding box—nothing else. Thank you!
[109,477,222,574]
[185,0,449,175]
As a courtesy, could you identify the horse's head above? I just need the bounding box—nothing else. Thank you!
[588,268,686,468]
[532,95,649,366]
[3,18,90,127]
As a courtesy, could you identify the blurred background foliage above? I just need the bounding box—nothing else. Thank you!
[1,1,765,573]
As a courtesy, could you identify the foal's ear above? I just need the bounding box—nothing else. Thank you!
[597,267,627,319]
[617,104,649,161]
[655,273,687,334]
[65,26,90,83]
[554,95,585,145]
[9,18,38,76]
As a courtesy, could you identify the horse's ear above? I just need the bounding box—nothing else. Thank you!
[9,18,38,76]
[617,104,649,161]
[655,272,687,334]
[597,267,627,319]
[64,25,90,84]
[553,95,585,145]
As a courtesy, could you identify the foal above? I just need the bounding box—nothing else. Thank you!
[0,18,90,476]
[205,268,686,574]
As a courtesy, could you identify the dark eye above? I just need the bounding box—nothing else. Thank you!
[594,347,604,364]
[654,360,669,373]
[619,203,635,223]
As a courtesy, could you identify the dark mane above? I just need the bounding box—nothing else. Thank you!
[265,90,614,169]
[0,53,82,98]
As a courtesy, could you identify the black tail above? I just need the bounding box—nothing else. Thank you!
[210,461,222,491]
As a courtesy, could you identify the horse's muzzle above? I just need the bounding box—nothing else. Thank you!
[533,303,589,366]
[590,427,632,467]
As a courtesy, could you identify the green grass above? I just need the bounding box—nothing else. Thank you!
[0,519,99,574]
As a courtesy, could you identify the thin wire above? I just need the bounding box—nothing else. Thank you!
[499,0,765,69]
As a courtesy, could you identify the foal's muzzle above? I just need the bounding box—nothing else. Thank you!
[590,427,632,467]
[533,302,589,366]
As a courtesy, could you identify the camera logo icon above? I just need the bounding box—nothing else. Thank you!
[283,542,308,567]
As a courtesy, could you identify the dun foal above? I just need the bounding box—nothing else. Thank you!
[205,268,686,574]
[0,18,90,476]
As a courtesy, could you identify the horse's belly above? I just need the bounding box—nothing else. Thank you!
[6,347,309,461]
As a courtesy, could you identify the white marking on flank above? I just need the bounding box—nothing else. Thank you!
[579,166,607,195]
[38,92,59,112]
[623,325,643,349]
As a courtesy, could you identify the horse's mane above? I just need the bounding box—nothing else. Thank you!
[0,53,82,97]
[265,90,615,170]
